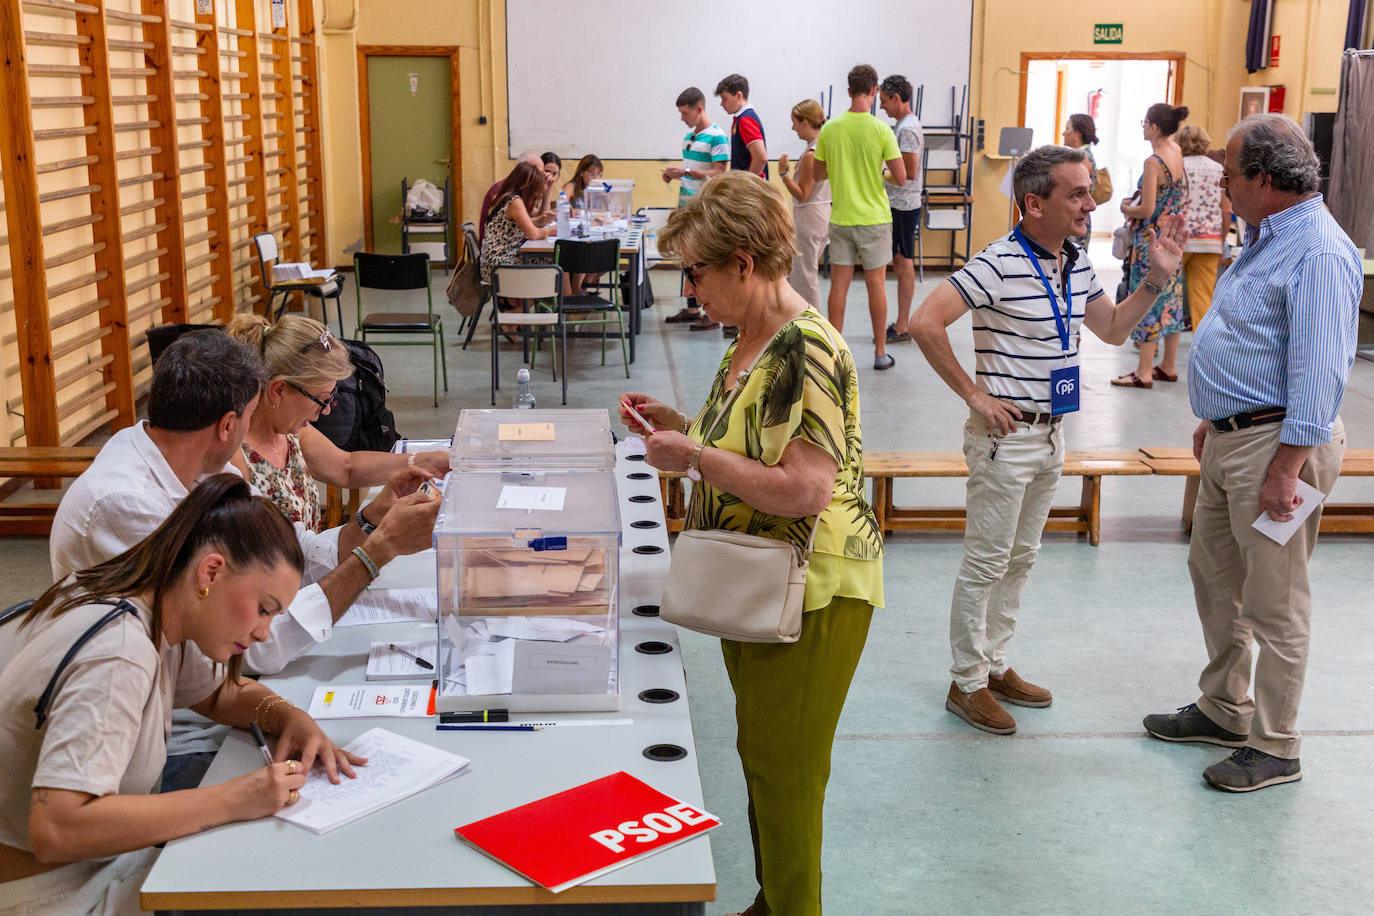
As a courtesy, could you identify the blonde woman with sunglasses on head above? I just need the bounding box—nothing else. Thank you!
[225,314,449,531]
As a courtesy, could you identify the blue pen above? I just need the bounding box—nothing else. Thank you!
[435,724,540,732]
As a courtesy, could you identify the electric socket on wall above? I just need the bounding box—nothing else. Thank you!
[976,119,985,151]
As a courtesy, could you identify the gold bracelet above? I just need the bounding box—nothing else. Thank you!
[678,411,690,434]
[254,695,293,735]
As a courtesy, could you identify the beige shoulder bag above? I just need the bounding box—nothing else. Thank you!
[658,320,826,644]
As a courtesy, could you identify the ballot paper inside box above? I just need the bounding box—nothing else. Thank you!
[434,468,621,713]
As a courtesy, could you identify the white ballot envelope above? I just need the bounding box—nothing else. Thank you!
[1252,479,1326,546]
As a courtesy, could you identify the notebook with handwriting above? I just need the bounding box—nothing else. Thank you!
[274,727,469,835]
[454,771,718,893]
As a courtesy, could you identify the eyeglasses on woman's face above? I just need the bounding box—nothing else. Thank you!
[288,381,336,412]
[681,261,709,288]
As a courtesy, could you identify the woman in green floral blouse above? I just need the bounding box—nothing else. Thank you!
[622,171,882,916]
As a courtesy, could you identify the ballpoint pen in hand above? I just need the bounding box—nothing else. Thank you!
[249,722,275,767]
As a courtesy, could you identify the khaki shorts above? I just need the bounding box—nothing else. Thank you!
[828,222,892,268]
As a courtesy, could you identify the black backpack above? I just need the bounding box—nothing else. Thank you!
[312,338,402,452]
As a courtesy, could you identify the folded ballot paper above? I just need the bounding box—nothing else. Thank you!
[275,728,469,835]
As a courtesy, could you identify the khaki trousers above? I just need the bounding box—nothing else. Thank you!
[950,414,1064,692]
[1183,251,1219,331]
[1189,418,1345,758]
[722,595,872,916]
[789,200,832,311]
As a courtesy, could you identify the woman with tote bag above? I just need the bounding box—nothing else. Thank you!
[620,171,883,916]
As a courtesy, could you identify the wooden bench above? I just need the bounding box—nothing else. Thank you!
[1139,447,1374,534]
[864,449,1152,546]
[658,449,1153,547]
[0,447,101,535]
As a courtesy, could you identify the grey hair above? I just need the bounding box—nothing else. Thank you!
[1012,145,1089,211]
[1227,114,1320,194]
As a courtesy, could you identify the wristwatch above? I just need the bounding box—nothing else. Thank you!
[1141,277,1165,296]
[687,444,704,482]
[356,505,378,535]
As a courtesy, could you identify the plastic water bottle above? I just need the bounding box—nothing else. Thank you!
[555,192,570,239]
[514,368,536,409]
[645,227,658,257]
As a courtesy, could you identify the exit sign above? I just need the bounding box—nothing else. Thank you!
[1094,23,1123,44]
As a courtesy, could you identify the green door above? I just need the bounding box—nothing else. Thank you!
[367,56,451,255]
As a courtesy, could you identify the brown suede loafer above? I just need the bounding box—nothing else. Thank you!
[988,668,1053,708]
[946,682,1016,735]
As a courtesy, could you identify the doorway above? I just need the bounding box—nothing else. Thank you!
[1020,53,1184,239]
[358,47,462,258]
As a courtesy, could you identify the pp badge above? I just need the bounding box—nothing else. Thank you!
[1049,365,1080,415]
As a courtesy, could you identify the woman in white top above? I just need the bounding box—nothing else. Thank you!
[1176,125,1231,330]
[0,474,363,915]
[777,99,832,310]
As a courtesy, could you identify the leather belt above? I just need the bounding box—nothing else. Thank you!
[1018,411,1062,426]
[1210,407,1285,433]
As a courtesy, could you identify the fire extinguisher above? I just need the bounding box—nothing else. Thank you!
[1087,89,1104,122]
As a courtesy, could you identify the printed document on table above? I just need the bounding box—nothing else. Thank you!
[366,640,439,680]
[307,684,432,718]
[1252,479,1326,546]
[275,727,469,834]
[336,587,437,627]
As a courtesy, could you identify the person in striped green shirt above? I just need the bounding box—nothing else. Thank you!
[663,86,731,327]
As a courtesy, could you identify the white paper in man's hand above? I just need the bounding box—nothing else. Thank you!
[1252,479,1326,546]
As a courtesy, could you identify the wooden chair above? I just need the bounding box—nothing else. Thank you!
[491,264,566,405]
[353,252,448,408]
[253,232,346,336]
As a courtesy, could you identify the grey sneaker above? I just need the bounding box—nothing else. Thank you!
[1143,703,1247,747]
[1203,747,1302,792]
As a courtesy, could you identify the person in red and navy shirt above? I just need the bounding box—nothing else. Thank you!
[715,73,769,179]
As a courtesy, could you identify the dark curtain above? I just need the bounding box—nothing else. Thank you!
[1346,0,1368,49]
[1330,50,1374,251]
[1246,0,1274,72]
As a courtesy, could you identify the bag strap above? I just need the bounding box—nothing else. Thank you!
[32,599,139,730]
[699,313,834,559]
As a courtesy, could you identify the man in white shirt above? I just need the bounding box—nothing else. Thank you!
[50,331,439,786]
[879,74,925,344]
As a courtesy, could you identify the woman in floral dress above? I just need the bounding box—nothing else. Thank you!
[1114,103,1189,389]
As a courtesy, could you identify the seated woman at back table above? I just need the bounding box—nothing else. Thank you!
[538,151,563,216]
[0,474,363,916]
[562,154,607,295]
[224,314,449,532]
[480,160,557,292]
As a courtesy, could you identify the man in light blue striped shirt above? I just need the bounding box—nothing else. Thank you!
[1145,114,1361,793]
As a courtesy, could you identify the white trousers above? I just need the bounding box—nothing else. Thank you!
[0,847,158,916]
[788,200,831,311]
[949,414,1064,692]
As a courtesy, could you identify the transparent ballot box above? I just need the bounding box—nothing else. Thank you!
[450,408,615,471]
[434,469,622,712]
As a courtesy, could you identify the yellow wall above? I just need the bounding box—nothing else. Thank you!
[319,0,1356,265]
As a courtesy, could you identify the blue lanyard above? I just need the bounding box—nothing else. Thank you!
[1012,226,1071,355]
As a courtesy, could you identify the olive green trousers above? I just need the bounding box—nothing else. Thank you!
[721,596,874,916]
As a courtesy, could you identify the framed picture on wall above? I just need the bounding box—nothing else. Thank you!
[1239,88,1268,119]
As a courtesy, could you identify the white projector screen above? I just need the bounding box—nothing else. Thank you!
[505,0,973,160]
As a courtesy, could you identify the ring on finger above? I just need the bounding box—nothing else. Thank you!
[286,759,298,775]
[287,789,299,805]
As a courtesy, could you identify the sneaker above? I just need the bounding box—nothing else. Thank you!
[1203,747,1302,792]
[874,353,896,371]
[689,317,721,331]
[945,682,1016,735]
[988,668,1052,708]
[1143,703,1248,747]
[665,307,701,324]
[885,322,912,343]
[722,325,739,339]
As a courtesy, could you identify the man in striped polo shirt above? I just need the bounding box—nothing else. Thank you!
[912,145,1183,736]
[662,86,730,329]
[1144,115,1360,792]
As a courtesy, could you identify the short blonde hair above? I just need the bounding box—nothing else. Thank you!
[1178,125,1212,157]
[658,171,795,281]
[224,312,352,389]
[791,99,825,130]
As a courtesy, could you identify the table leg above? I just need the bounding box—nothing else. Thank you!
[628,250,641,363]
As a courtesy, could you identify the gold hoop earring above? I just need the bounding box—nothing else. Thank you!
[197,584,210,599]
